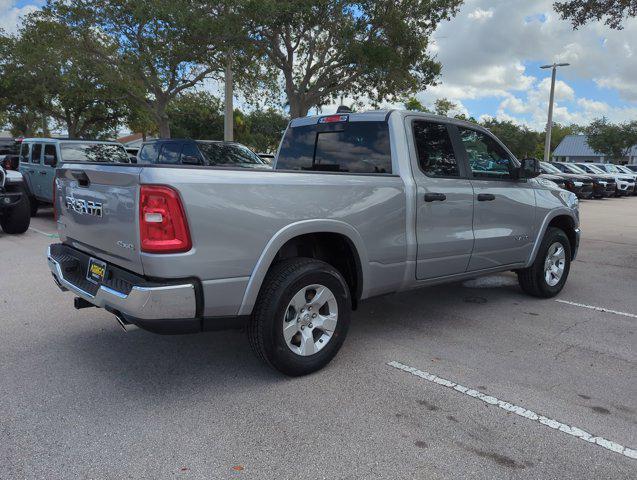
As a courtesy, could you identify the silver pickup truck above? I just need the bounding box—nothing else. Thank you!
[48,110,580,375]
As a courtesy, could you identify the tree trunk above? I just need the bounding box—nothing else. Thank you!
[153,97,171,138]
[288,93,310,119]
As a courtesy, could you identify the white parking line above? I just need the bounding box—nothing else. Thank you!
[555,299,637,319]
[387,360,637,461]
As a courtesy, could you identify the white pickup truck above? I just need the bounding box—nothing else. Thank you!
[48,110,580,375]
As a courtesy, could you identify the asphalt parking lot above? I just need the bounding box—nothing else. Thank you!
[1,197,636,479]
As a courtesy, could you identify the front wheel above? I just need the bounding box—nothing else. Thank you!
[248,258,351,376]
[517,227,571,298]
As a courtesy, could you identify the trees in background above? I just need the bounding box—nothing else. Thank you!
[46,0,249,138]
[585,117,637,161]
[554,0,637,30]
[243,0,462,118]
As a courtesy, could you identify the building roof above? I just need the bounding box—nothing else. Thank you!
[553,134,637,157]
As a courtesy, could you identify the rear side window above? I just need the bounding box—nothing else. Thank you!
[413,121,459,177]
[181,143,201,164]
[20,143,31,163]
[44,144,57,165]
[277,121,392,174]
[31,143,42,164]
[159,143,182,164]
[139,144,160,164]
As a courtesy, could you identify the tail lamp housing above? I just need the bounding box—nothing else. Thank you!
[139,185,191,253]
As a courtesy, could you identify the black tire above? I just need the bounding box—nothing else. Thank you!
[248,257,351,376]
[517,227,571,298]
[0,195,31,234]
[29,196,38,217]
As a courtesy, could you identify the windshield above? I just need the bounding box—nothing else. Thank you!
[541,162,562,174]
[60,143,129,163]
[563,164,587,174]
[581,164,604,174]
[603,164,619,173]
[197,142,267,168]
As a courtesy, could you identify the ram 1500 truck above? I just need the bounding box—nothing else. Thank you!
[48,110,580,375]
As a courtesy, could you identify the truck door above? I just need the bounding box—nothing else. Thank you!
[456,127,537,270]
[408,118,475,280]
[18,142,35,197]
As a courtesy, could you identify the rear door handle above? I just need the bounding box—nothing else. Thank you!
[39,171,47,175]
[477,193,496,201]
[424,192,447,202]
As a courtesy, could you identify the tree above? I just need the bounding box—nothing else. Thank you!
[167,91,224,140]
[243,0,462,117]
[403,97,430,112]
[481,119,542,159]
[237,109,289,152]
[47,0,247,138]
[7,14,125,139]
[554,0,637,29]
[585,117,637,162]
[434,98,457,117]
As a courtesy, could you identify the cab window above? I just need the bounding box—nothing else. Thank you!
[458,128,513,180]
[413,121,460,177]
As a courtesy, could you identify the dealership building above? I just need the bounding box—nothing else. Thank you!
[553,134,637,164]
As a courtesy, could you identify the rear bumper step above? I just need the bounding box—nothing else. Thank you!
[48,243,197,321]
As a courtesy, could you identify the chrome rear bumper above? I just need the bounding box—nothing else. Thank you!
[48,245,197,320]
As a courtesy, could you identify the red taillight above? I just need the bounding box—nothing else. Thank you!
[318,114,349,124]
[139,185,191,253]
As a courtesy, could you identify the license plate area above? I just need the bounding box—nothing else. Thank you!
[87,257,107,284]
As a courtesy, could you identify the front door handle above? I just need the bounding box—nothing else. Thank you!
[424,192,447,202]
[39,171,47,175]
[477,193,496,201]
[28,169,35,173]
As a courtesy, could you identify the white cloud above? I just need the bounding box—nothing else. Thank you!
[0,1,37,34]
[425,0,637,127]
[468,8,494,21]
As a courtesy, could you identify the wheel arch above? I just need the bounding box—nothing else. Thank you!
[526,210,579,266]
[238,220,369,316]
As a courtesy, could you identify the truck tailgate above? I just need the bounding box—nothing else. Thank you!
[56,164,143,275]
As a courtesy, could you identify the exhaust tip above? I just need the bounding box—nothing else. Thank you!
[114,314,138,332]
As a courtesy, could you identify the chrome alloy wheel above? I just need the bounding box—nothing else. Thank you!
[283,284,338,356]
[544,242,566,287]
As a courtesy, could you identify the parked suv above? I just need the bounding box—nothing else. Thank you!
[553,162,615,198]
[0,166,30,234]
[539,162,594,198]
[48,110,580,375]
[616,165,637,194]
[574,163,634,196]
[19,138,130,215]
[138,139,270,169]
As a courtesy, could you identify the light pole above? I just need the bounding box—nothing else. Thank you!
[541,62,569,162]
[224,50,233,142]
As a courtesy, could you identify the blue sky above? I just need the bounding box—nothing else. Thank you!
[3,0,636,130]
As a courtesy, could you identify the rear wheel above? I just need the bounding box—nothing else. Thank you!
[248,257,351,376]
[517,227,571,298]
[0,194,31,234]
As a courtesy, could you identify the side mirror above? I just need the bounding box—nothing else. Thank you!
[518,158,540,179]
[181,155,201,165]
[43,154,57,167]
